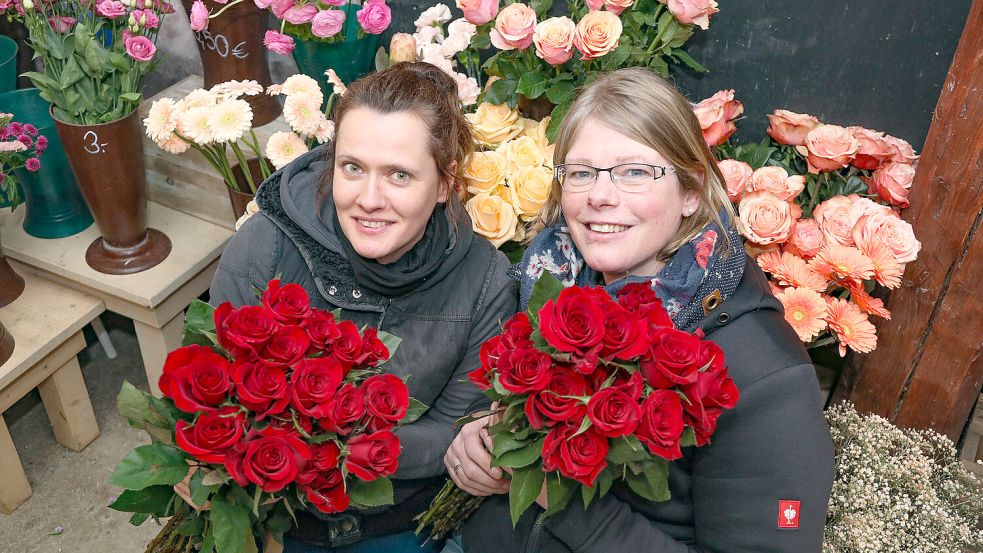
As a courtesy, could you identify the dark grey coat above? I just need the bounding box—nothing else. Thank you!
[461,262,835,553]
[209,147,517,499]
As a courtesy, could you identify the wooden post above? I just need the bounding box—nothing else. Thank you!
[832,0,983,441]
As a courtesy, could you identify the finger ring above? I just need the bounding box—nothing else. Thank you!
[453,462,463,474]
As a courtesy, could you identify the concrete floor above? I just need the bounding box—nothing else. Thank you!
[0,312,163,553]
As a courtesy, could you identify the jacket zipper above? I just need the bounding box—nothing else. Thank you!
[524,513,546,553]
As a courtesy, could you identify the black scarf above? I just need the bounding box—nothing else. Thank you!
[332,204,453,297]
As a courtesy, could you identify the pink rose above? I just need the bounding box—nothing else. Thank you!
[803,124,861,173]
[356,0,391,34]
[882,134,918,164]
[585,0,603,9]
[787,218,824,258]
[456,0,498,25]
[189,0,208,31]
[124,34,156,62]
[736,191,796,245]
[717,159,752,202]
[603,0,634,15]
[96,0,127,18]
[766,109,820,146]
[812,196,861,247]
[661,0,718,30]
[533,17,575,65]
[867,161,915,208]
[852,209,920,264]
[490,3,536,51]
[47,15,76,32]
[573,10,622,60]
[283,3,318,23]
[311,9,345,37]
[747,165,805,201]
[848,126,893,171]
[693,90,742,146]
[263,30,295,55]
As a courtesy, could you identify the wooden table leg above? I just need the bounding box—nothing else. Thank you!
[0,414,32,514]
[133,312,184,397]
[37,356,99,452]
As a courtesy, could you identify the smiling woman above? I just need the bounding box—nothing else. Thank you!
[208,62,517,553]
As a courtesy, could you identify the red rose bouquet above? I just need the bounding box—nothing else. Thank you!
[416,274,738,538]
[110,279,424,553]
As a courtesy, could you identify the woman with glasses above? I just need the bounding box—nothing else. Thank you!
[443,67,834,552]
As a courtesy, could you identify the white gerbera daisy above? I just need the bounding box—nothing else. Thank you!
[156,134,191,154]
[144,98,179,142]
[209,99,253,143]
[312,118,335,144]
[324,69,347,96]
[178,106,216,145]
[281,74,323,105]
[283,94,322,138]
[181,88,217,109]
[266,84,283,96]
[211,79,264,99]
[266,131,309,170]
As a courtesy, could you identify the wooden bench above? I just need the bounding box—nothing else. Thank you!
[0,274,104,513]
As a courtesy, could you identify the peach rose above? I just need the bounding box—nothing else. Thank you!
[693,89,742,147]
[766,109,820,147]
[490,3,536,51]
[882,134,918,165]
[660,0,718,30]
[389,33,417,63]
[847,126,893,171]
[849,194,892,218]
[866,161,914,208]
[787,218,824,258]
[466,192,519,247]
[737,191,796,245]
[533,17,576,66]
[464,151,506,195]
[510,165,553,220]
[456,0,498,25]
[573,10,622,60]
[852,209,920,264]
[718,159,752,202]
[747,166,805,202]
[812,196,861,247]
[500,135,547,180]
[466,102,524,146]
[603,0,634,15]
[803,124,861,173]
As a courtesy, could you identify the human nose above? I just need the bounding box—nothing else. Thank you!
[586,169,619,208]
[356,174,386,211]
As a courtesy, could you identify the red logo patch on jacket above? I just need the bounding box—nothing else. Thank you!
[778,500,800,529]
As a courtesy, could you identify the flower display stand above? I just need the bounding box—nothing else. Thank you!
[138,75,291,230]
[0,203,233,396]
[0,274,103,514]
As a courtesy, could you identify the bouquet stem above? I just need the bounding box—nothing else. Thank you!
[144,511,193,553]
[414,480,486,542]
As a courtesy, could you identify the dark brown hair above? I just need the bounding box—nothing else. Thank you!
[317,62,474,225]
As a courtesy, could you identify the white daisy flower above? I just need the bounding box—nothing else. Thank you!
[266,131,309,170]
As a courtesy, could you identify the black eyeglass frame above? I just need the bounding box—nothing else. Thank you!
[553,163,677,191]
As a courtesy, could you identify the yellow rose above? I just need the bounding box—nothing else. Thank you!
[467,102,523,146]
[501,135,547,180]
[463,150,506,195]
[509,165,553,221]
[465,192,519,247]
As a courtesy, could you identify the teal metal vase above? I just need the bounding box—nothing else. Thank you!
[1,88,93,238]
[0,35,16,93]
[291,17,378,100]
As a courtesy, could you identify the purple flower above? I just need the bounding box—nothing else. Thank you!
[25,157,40,172]
[17,134,32,148]
[124,34,156,62]
[8,122,22,135]
[35,135,48,155]
[23,124,38,136]
[356,0,391,34]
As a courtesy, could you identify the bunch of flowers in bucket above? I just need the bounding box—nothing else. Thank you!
[0,112,48,209]
[416,274,738,538]
[109,279,424,553]
[717,110,922,356]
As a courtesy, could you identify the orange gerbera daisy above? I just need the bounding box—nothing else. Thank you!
[776,287,828,342]
[825,297,878,356]
[861,239,903,289]
[844,280,891,319]
[758,250,828,293]
[808,244,874,284]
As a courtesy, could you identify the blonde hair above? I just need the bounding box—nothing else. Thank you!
[534,67,735,260]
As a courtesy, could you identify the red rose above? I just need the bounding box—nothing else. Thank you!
[539,287,606,357]
[331,320,363,371]
[362,374,409,432]
[269,412,314,434]
[501,313,534,349]
[261,279,311,324]
[498,348,553,394]
[302,469,350,514]
[158,345,232,412]
[305,309,341,352]
[214,303,279,357]
[639,302,674,333]
[524,366,589,429]
[468,363,494,391]
[640,328,701,389]
[613,370,644,400]
[318,383,364,435]
[225,426,312,492]
[344,430,400,481]
[359,327,391,366]
[175,406,246,463]
[290,357,344,418]
[297,442,342,485]
[615,282,658,310]
[542,423,608,487]
[635,389,685,461]
[696,337,725,374]
[681,365,738,446]
[260,325,310,368]
[586,387,641,438]
[599,304,649,361]
[231,359,289,419]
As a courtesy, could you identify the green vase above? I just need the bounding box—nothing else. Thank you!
[0,35,15,93]
[291,16,378,100]
[1,88,94,238]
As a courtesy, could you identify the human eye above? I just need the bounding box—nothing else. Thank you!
[567,165,595,182]
[389,170,412,184]
[619,164,656,181]
[341,162,363,176]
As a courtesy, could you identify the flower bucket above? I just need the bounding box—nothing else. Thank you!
[0,320,14,367]
[53,108,172,274]
[0,35,16,93]
[0,252,25,309]
[228,157,268,219]
[291,16,378,101]
[1,88,94,238]
[181,0,281,126]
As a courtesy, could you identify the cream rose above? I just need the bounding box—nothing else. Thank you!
[500,135,547,180]
[466,192,519,247]
[466,102,524,146]
[812,196,861,247]
[509,165,553,220]
[787,218,824,258]
[464,151,506,195]
[573,10,622,60]
[766,109,820,146]
[803,124,861,173]
[848,126,893,171]
[388,33,417,63]
[533,16,576,66]
[490,3,536,50]
[852,209,921,264]
[717,159,752,202]
[736,191,796,245]
[868,161,915,208]
[747,166,805,201]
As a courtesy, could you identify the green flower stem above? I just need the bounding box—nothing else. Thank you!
[247,129,272,180]
[646,5,669,55]
[229,142,257,194]
[209,0,247,19]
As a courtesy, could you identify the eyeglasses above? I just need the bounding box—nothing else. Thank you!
[554,163,676,193]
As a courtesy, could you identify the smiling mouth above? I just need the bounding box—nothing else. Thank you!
[356,218,392,229]
[587,223,630,234]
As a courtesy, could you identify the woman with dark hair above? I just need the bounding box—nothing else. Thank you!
[209,62,517,552]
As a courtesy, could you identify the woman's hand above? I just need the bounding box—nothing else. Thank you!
[444,415,510,497]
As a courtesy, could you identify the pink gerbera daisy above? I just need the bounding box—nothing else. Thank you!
[825,298,878,356]
[776,287,828,342]
[808,244,874,284]
[758,250,828,293]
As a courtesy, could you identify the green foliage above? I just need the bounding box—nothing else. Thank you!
[348,477,395,508]
[509,465,546,527]
[108,485,175,514]
[183,299,219,348]
[109,443,189,490]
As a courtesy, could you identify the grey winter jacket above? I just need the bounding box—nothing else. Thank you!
[209,147,517,499]
[460,262,835,553]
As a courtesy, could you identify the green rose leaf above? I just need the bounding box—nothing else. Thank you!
[210,494,253,553]
[606,435,650,464]
[348,477,394,508]
[625,459,670,502]
[544,474,577,517]
[517,72,551,100]
[509,465,546,527]
[108,485,175,514]
[545,81,575,105]
[527,272,565,318]
[494,437,545,469]
[183,299,219,347]
[109,443,189,490]
[484,77,518,107]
